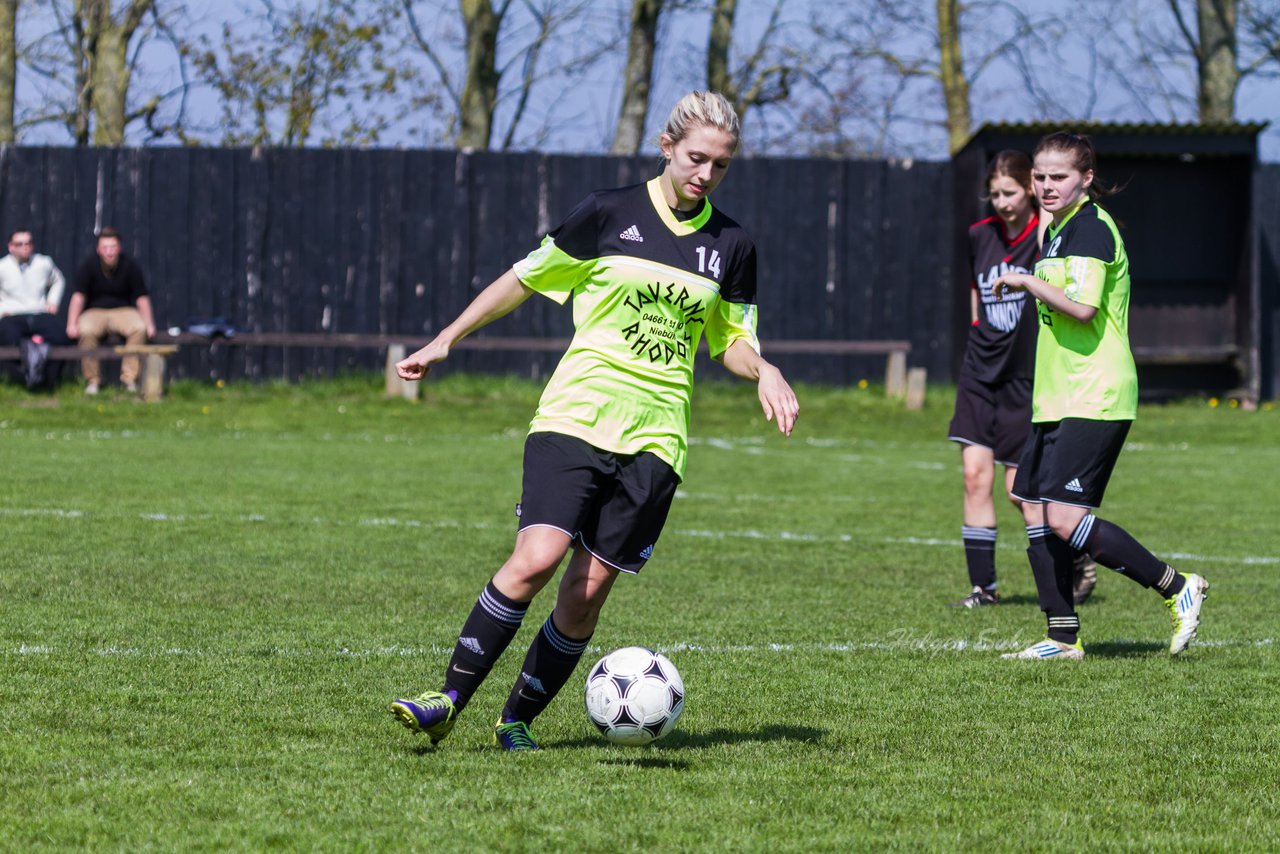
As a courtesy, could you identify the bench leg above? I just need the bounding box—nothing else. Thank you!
[905,367,927,411]
[885,351,907,398]
[143,353,166,402]
[385,345,405,398]
[385,345,420,401]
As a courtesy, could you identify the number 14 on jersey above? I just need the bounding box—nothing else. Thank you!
[695,246,722,279]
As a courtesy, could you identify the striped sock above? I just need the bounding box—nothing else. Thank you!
[1069,514,1182,597]
[962,525,998,591]
[443,581,529,712]
[1154,564,1183,598]
[501,614,592,725]
[1026,523,1077,635]
[1046,613,1080,645]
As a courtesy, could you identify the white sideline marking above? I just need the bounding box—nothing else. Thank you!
[675,490,887,504]
[3,506,1277,567]
[0,508,85,518]
[7,636,1276,658]
[7,424,1280,460]
[1163,551,1280,566]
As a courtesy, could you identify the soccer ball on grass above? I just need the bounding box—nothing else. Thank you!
[583,646,684,746]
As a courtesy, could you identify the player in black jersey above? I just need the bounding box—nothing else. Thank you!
[947,151,1041,607]
[948,151,1098,608]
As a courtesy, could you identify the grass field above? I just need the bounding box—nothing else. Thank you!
[2,374,1277,852]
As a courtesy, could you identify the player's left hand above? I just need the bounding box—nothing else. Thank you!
[758,364,799,437]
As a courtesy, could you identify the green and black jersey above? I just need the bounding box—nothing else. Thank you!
[1032,199,1137,422]
[513,177,760,478]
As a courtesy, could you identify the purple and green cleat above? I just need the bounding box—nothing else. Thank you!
[494,720,539,752]
[389,691,457,745]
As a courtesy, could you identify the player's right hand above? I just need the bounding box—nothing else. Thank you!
[396,341,448,380]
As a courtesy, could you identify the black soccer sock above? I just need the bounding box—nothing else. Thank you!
[1026,523,1078,644]
[501,613,592,725]
[442,580,530,713]
[1068,514,1184,597]
[962,525,998,591]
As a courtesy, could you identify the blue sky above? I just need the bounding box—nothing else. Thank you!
[14,0,1279,160]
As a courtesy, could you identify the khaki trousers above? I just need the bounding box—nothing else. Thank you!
[77,307,147,385]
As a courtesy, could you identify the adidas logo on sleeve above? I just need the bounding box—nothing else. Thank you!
[619,225,644,242]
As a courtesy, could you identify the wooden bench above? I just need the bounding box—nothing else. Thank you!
[379,336,924,408]
[1131,343,1253,405]
[1131,344,1239,366]
[124,331,922,408]
[0,343,179,402]
[762,339,922,408]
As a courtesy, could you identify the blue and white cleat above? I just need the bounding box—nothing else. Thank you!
[389,691,457,745]
[1167,572,1209,656]
[1001,638,1084,660]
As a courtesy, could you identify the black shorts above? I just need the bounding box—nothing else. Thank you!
[516,432,679,574]
[1011,419,1132,508]
[947,375,1033,466]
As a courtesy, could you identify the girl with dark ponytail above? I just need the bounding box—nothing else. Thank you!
[990,132,1209,660]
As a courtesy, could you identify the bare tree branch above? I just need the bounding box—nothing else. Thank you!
[611,0,663,155]
[399,0,462,114]
[1168,0,1203,57]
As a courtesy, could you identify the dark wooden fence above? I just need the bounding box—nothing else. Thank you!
[0,146,952,386]
[3,145,1277,396]
[1259,164,1280,401]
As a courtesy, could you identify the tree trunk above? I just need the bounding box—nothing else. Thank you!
[0,0,16,143]
[90,22,131,144]
[611,0,663,155]
[457,0,502,149]
[707,0,736,103]
[73,0,153,146]
[1197,0,1239,122]
[73,0,93,144]
[936,0,970,155]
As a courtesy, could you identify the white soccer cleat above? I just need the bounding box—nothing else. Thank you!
[1001,638,1084,660]
[1166,572,1209,656]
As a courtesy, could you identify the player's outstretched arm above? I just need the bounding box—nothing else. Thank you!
[397,269,534,381]
[718,339,799,437]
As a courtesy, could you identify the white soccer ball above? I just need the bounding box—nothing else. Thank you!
[583,646,684,746]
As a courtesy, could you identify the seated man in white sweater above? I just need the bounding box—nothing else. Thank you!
[0,228,70,388]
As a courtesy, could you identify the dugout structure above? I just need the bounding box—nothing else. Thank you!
[953,121,1270,402]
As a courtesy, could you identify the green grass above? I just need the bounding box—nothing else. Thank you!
[1,375,1277,851]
